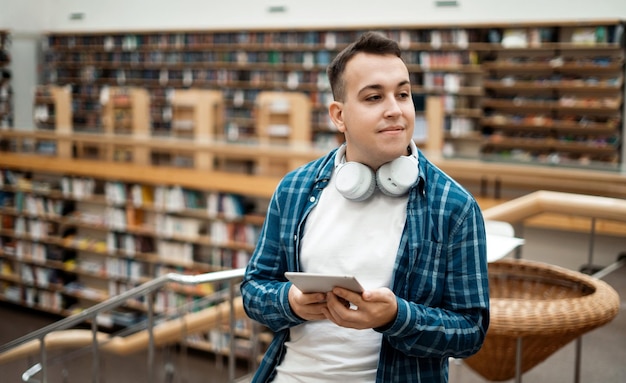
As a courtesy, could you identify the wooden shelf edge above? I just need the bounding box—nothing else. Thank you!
[0,153,281,199]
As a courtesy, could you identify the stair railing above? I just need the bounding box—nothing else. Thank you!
[0,268,248,383]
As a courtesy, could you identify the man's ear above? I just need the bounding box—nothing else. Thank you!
[328,101,346,133]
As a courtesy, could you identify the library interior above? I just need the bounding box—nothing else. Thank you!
[0,1,625,382]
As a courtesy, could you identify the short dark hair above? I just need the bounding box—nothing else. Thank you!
[326,31,403,101]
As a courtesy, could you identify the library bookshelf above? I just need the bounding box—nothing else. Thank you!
[33,85,73,158]
[254,91,312,176]
[0,153,280,358]
[28,84,321,173]
[39,19,625,169]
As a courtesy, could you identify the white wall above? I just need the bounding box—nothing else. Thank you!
[1,0,49,128]
[1,0,625,128]
[43,0,626,31]
[3,0,626,32]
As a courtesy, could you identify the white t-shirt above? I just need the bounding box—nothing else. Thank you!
[272,169,408,382]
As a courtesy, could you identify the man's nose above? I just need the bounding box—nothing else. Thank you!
[384,97,402,117]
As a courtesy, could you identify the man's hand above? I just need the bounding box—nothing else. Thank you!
[323,287,398,329]
[288,284,328,321]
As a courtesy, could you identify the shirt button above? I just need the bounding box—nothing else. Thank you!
[309,196,316,202]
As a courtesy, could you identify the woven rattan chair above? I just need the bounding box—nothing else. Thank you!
[464,258,620,382]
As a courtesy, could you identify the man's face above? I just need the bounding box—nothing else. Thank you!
[330,52,415,170]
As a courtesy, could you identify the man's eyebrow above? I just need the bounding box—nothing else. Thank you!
[357,84,383,96]
[357,80,411,96]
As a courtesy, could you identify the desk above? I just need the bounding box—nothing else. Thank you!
[486,234,525,263]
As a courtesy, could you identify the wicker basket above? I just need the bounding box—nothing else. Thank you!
[464,258,620,381]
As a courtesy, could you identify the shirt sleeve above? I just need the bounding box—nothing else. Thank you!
[377,198,490,359]
[240,186,307,332]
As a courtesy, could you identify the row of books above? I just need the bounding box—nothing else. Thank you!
[442,94,478,112]
[153,287,216,314]
[486,95,622,109]
[1,281,153,321]
[107,183,254,218]
[207,192,252,220]
[19,263,54,288]
[44,26,624,53]
[157,239,194,265]
[444,117,476,138]
[5,208,255,257]
[422,73,473,93]
[49,67,333,93]
[500,25,624,47]
[105,181,134,205]
[13,240,48,261]
[0,284,66,311]
[155,214,203,240]
[64,280,108,300]
[481,148,619,165]
[205,248,251,270]
[2,236,240,288]
[484,55,621,67]
[107,279,144,305]
[13,192,74,216]
[2,256,236,312]
[486,130,619,146]
[107,232,155,256]
[0,170,49,190]
[487,75,622,88]
[405,51,480,68]
[209,221,260,247]
[46,31,358,51]
[48,64,503,90]
[13,217,54,239]
[48,49,336,67]
[484,113,620,129]
[99,183,184,213]
[61,176,96,200]
[152,239,254,269]
[1,257,74,290]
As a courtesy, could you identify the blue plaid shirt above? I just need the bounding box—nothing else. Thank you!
[241,147,489,382]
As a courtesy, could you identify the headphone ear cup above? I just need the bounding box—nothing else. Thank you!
[335,162,376,202]
[376,155,419,197]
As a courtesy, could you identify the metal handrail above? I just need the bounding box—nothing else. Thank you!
[0,268,247,383]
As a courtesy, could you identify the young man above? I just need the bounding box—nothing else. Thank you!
[241,31,489,382]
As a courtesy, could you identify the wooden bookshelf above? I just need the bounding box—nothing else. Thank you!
[254,91,312,176]
[0,153,277,355]
[98,87,150,164]
[2,126,626,200]
[32,85,73,158]
[480,22,625,167]
[28,86,231,170]
[170,89,223,142]
[168,89,223,170]
[40,20,625,170]
[33,85,72,133]
[101,87,150,137]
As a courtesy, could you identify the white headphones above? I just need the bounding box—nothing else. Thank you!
[334,140,419,202]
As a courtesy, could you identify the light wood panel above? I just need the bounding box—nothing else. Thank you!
[481,191,626,237]
[0,152,281,199]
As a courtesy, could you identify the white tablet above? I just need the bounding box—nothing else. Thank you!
[285,272,364,293]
